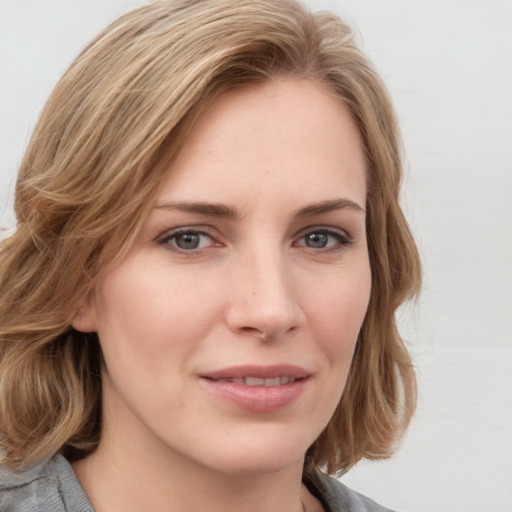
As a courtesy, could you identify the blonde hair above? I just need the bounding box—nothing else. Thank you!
[0,0,421,475]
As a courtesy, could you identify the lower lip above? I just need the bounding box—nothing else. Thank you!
[199,378,308,412]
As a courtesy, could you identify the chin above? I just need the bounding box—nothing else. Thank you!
[187,427,314,476]
[206,451,305,477]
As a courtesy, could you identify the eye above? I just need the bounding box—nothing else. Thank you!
[295,228,352,250]
[160,229,215,251]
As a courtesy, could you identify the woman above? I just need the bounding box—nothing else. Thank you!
[0,0,421,510]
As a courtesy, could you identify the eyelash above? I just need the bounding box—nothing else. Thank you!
[158,228,217,254]
[293,227,353,252]
[157,226,353,254]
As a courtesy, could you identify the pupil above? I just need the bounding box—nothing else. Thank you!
[306,232,328,248]
[177,233,200,249]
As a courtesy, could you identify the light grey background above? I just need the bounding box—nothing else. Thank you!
[1,1,511,511]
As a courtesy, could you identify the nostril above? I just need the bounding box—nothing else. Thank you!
[240,326,267,338]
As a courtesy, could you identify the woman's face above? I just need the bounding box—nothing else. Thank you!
[73,78,371,476]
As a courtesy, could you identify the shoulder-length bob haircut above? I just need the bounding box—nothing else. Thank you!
[0,0,421,474]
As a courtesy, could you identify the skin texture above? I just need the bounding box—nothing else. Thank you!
[72,78,371,512]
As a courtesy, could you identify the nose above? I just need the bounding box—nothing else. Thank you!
[224,245,304,341]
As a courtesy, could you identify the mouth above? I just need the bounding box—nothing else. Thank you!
[199,365,310,412]
[205,376,301,386]
[200,364,310,384]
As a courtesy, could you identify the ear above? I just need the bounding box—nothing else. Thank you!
[71,294,98,333]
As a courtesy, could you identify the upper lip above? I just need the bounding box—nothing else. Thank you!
[200,364,311,380]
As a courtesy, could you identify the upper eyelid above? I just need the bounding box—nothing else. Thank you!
[293,224,351,239]
[155,224,354,246]
[156,225,218,241]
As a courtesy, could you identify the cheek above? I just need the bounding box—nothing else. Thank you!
[300,259,371,406]
[304,262,371,364]
[296,263,371,435]
[93,260,224,374]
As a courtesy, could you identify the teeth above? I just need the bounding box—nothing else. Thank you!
[245,377,265,386]
[217,376,297,386]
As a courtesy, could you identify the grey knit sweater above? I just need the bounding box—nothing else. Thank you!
[0,454,397,511]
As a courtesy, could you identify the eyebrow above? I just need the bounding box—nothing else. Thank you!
[154,197,365,219]
[154,201,238,217]
[294,198,365,218]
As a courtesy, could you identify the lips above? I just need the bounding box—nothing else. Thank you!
[199,365,310,412]
[201,364,310,381]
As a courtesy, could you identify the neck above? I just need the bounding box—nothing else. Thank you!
[72,422,309,512]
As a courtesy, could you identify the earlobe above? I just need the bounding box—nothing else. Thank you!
[71,297,98,333]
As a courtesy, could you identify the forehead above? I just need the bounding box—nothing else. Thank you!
[157,78,367,210]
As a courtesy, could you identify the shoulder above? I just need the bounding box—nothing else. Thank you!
[307,472,399,512]
[0,453,93,512]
